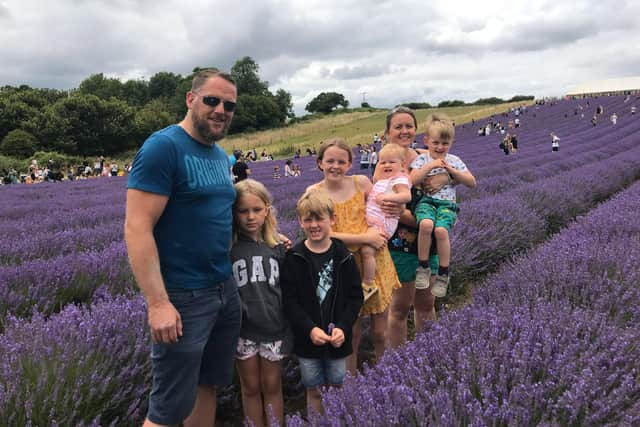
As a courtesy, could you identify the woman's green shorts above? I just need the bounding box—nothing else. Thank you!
[390,250,439,283]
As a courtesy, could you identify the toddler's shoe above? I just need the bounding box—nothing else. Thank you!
[362,281,378,302]
[431,274,450,298]
[414,266,431,290]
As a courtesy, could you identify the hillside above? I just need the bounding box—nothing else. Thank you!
[220,102,530,158]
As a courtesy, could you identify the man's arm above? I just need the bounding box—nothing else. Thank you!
[124,188,182,344]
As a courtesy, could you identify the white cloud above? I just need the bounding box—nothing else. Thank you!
[1,0,639,115]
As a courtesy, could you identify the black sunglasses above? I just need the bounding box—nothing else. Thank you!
[195,93,236,112]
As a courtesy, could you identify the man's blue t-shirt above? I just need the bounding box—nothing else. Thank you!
[127,125,236,290]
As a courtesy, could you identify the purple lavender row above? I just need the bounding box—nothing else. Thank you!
[0,178,126,218]
[3,131,639,319]
[458,128,640,201]
[290,178,640,426]
[0,295,150,425]
[450,142,640,287]
[474,180,640,327]
[0,203,125,240]
[0,219,122,265]
[460,115,640,171]
[288,303,640,426]
[0,241,135,319]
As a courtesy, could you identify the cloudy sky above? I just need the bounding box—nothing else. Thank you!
[2,0,639,115]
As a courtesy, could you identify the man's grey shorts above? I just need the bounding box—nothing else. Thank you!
[147,277,241,425]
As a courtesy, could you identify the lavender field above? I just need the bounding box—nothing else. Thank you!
[1,96,639,425]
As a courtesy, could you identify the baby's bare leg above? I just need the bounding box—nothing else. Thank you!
[361,243,377,284]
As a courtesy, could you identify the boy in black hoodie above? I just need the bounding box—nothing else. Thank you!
[281,188,363,414]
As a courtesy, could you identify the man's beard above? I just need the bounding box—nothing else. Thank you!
[193,112,230,144]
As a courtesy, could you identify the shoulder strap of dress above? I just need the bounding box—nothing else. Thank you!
[353,175,360,191]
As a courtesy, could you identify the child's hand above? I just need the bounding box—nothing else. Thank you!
[375,193,386,205]
[329,327,345,348]
[426,159,444,171]
[309,327,331,346]
[440,159,453,171]
[278,233,293,250]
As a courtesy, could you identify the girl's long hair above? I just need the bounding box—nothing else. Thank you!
[233,179,280,247]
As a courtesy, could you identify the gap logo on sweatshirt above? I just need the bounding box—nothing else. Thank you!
[232,256,280,287]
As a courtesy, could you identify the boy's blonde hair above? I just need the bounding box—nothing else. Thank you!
[233,179,280,247]
[377,143,406,162]
[424,113,455,142]
[296,187,335,220]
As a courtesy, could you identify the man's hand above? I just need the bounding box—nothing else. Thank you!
[148,300,183,344]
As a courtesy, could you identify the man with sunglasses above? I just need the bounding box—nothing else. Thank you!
[125,68,241,427]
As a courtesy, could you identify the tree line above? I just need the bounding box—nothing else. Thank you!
[401,95,534,110]
[0,57,294,158]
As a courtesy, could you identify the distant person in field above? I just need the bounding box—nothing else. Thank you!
[591,115,598,127]
[510,133,519,153]
[551,132,560,152]
[631,105,636,115]
[232,152,251,183]
[292,164,302,176]
[368,146,378,175]
[610,113,618,125]
[362,143,411,300]
[125,69,241,427]
[284,160,294,177]
[411,113,477,297]
[359,146,370,170]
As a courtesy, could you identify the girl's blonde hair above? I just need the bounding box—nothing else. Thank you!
[424,112,455,141]
[233,179,280,247]
[377,143,406,161]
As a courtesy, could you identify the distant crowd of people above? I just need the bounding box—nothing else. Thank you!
[1,156,131,185]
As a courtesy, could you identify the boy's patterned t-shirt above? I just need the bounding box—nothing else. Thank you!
[411,152,467,201]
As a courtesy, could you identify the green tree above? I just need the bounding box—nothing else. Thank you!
[437,100,466,108]
[78,73,124,100]
[134,99,175,142]
[403,102,432,110]
[0,96,37,141]
[122,79,150,107]
[43,94,136,156]
[274,88,294,121]
[472,97,504,105]
[149,71,182,100]
[0,129,38,158]
[508,95,534,102]
[305,92,349,114]
[231,57,268,96]
[167,75,193,121]
[229,94,281,133]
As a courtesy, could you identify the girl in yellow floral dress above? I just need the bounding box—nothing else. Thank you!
[307,138,401,374]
